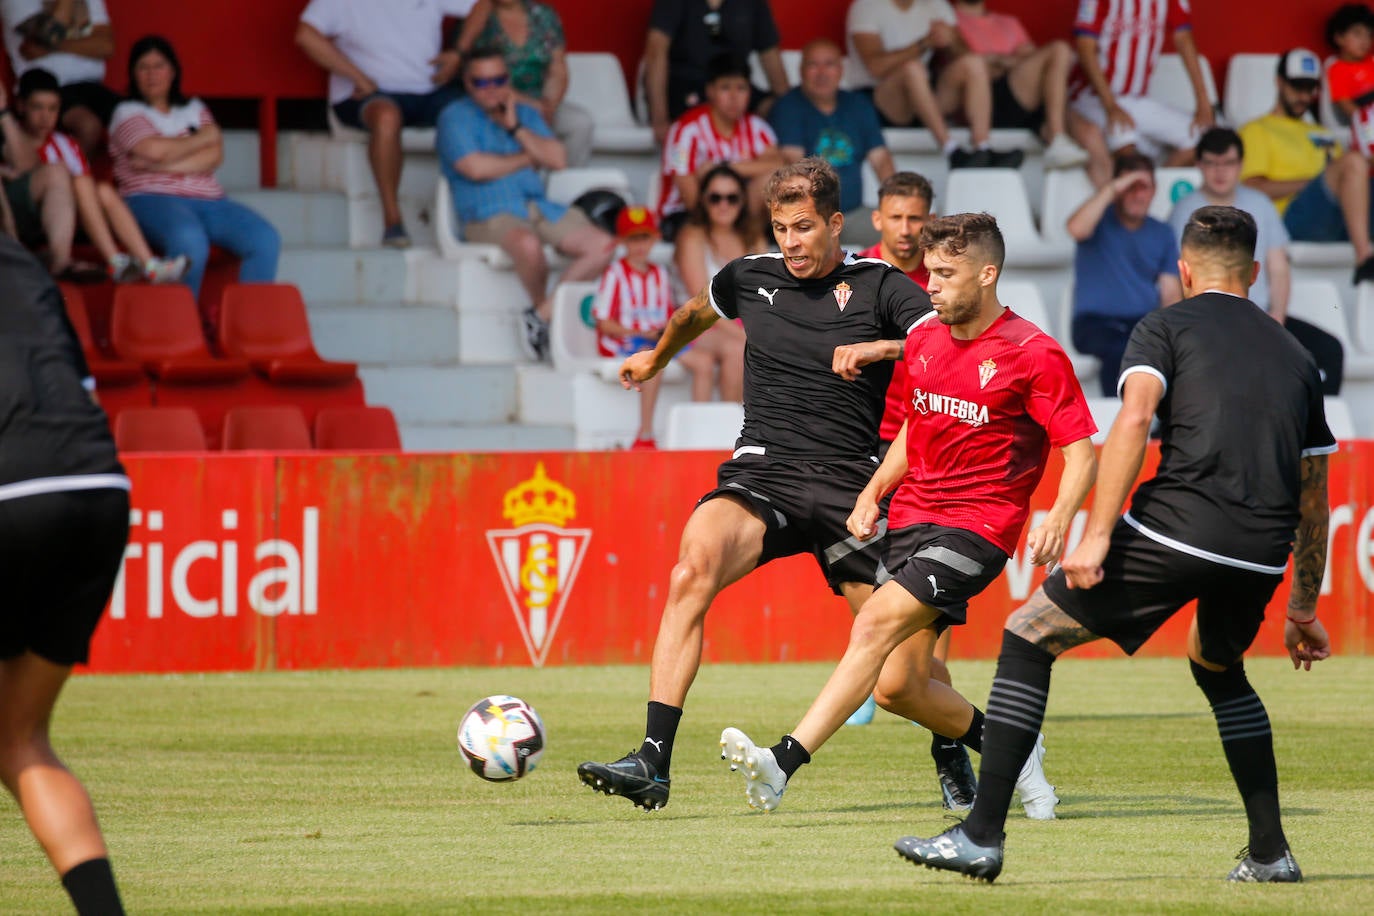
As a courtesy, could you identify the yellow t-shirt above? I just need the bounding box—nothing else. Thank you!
[1238,114,1344,213]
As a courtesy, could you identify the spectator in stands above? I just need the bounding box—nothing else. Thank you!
[297,0,490,249]
[671,165,753,398]
[643,0,791,145]
[1067,151,1181,396]
[1241,49,1374,284]
[110,35,282,298]
[437,47,615,362]
[476,0,594,167]
[660,53,784,240]
[769,38,893,246]
[1326,5,1374,160]
[1067,0,1213,187]
[1170,127,1344,393]
[0,0,119,158]
[951,0,1090,170]
[0,74,99,281]
[845,0,1023,169]
[860,170,932,285]
[16,68,186,284]
[595,206,718,449]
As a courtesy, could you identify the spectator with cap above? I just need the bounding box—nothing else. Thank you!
[1241,48,1374,284]
[643,0,791,146]
[594,205,718,450]
[768,38,894,246]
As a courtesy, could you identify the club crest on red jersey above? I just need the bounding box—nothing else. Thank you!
[978,358,997,389]
[833,281,852,311]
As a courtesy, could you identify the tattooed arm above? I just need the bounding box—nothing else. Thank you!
[1285,454,1332,670]
[618,287,720,390]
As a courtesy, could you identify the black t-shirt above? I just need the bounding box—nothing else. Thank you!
[1119,292,1336,569]
[650,0,780,90]
[0,236,124,488]
[710,251,932,460]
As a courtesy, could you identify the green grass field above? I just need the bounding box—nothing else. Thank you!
[2,657,1371,914]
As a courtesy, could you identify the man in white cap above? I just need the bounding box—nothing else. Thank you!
[1240,48,1374,284]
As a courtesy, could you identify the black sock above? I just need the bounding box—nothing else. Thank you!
[61,857,124,916]
[930,729,964,764]
[1190,660,1287,861]
[639,701,682,776]
[956,707,986,754]
[770,734,812,779]
[963,631,1055,846]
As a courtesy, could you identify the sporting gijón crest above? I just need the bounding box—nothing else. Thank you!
[485,463,591,667]
[833,280,853,311]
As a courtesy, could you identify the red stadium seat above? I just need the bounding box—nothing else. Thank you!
[219,283,358,384]
[110,285,251,383]
[114,407,209,452]
[222,405,313,451]
[314,405,402,450]
[58,281,153,429]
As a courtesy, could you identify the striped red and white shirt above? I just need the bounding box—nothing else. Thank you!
[108,99,224,200]
[659,103,776,219]
[592,258,675,357]
[1327,57,1374,157]
[1070,0,1191,101]
[37,131,90,178]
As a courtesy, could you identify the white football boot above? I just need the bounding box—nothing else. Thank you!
[719,727,787,811]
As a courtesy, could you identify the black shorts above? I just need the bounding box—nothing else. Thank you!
[1043,517,1284,663]
[702,450,883,595]
[886,523,1009,628]
[0,487,130,666]
[60,80,121,125]
[991,75,1044,131]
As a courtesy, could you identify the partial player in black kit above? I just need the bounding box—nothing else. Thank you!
[0,235,130,914]
[577,158,992,811]
[896,205,1335,884]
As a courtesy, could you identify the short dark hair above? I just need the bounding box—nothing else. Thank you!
[127,35,187,106]
[1112,150,1156,178]
[17,67,60,100]
[763,157,842,220]
[705,52,751,85]
[462,45,507,78]
[876,171,934,207]
[1327,3,1374,48]
[919,212,1006,272]
[1195,126,1244,161]
[1180,205,1258,271]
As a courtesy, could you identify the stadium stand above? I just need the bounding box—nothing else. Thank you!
[314,406,403,451]
[1223,53,1280,127]
[998,280,1056,337]
[663,402,745,450]
[222,405,314,451]
[1287,281,1374,381]
[114,407,210,453]
[943,169,1071,267]
[1325,396,1356,440]
[60,282,152,426]
[1146,53,1220,117]
[1083,397,1122,445]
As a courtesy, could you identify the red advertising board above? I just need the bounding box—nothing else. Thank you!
[87,444,1374,673]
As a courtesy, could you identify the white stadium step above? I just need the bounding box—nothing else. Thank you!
[229,189,350,248]
[400,422,575,453]
[358,364,516,426]
[276,246,415,303]
[304,300,459,366]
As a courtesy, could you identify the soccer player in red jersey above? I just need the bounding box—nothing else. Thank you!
[719,212,1098,813]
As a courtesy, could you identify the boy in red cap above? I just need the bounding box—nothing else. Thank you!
[593,206,711,449]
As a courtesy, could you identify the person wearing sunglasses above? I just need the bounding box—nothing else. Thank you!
[297,0,491,248]
[1240,48,1374,285]
[437,47,615,363]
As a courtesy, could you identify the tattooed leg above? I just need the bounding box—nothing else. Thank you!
[1004,586,1101,658]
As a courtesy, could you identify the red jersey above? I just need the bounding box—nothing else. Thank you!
[38,131,89,178]
[659,103,776,218]
[1070,0,1191,101]
[1327,57,1374,157]
[591,257,675,356]
[859,243,930,443]
[889,310,1096,554]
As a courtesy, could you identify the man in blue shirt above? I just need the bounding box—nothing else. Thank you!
[437,47,614,361]
[769,38,894,247]
[1067,151,1182,396]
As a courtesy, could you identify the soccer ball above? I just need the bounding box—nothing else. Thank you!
[457,695,546,781]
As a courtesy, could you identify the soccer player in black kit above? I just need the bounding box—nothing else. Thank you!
[896,205,1334,883]
[578,158,999,811]
[0,236,130,913]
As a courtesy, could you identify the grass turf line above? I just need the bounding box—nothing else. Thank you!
[1,657,1370,913]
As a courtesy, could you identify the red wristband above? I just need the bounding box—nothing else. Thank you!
[1287,613,1316,625]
